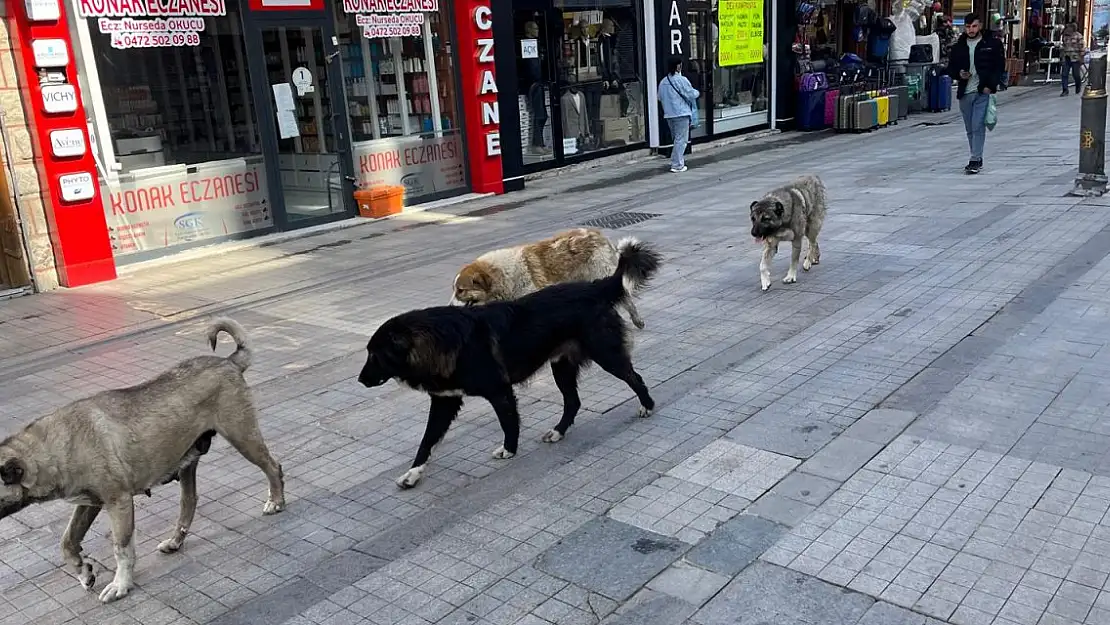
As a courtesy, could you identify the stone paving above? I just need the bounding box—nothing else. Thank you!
[1,84,1105,625]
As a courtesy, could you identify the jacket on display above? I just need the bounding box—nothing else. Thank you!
[947,31,1004,99]
[561,89,589,138]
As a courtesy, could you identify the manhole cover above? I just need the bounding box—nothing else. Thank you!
[580,211,660,229]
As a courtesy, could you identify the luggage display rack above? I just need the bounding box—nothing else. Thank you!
[828,67,909,133]
[796,62,952,132]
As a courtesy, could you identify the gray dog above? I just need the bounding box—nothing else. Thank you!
[0,318,285,603]
[750,174,828,291]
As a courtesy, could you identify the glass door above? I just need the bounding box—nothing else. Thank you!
[688,6,712,139]
[256,24,355,225]
[515,8,559,166]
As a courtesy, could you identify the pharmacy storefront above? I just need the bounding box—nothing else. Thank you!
[14,0,486,275]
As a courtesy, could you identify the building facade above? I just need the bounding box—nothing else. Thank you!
[8,0,783,288]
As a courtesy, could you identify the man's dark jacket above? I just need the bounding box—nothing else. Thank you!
[947,31,1005,99]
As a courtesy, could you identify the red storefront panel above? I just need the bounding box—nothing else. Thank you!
[454,0,503,194]
[10,0,117,287]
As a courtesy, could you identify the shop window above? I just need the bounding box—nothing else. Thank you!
[553,3,647,157]
[712,0,770,132]
[73,0,270,257]
[334,1,467,202]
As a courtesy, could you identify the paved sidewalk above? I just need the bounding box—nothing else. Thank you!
[3,84,1105,625]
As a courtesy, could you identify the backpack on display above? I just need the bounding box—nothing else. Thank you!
[799,72,828,91]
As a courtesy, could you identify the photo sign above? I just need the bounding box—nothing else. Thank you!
[76,0,223,49]
[718,0,763,67]
[342,0,435,38]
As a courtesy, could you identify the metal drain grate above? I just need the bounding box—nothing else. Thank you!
[580,211,661,230]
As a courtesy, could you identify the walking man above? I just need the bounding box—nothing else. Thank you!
[947,13,1005,174]
[1061,22,1087,96]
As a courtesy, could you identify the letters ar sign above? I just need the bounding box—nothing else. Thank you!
[58,171,95,203]
[41,84,77,114]
[49,128,86,158]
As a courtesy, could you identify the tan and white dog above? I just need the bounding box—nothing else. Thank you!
[450,228,657,328]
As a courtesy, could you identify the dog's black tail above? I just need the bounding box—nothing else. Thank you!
[207,318,253,372]
[594,238,662,308]
[615,237,662,296]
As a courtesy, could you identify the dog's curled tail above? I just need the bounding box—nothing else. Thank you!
[616,237,663,295]
[207,318,253,372]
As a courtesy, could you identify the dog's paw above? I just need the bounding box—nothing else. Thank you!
[782,274,797,284]
[98,579,132,603]
[638,406,653,418]
[396,466,425,489]
[632,318,646,330]
[542,429,564,443]
[803,259,812,271]
[157,537,183,554]
[491,445,516,460]
[262,499,285,515]
[79,563,96,591]
[760,281,771,292]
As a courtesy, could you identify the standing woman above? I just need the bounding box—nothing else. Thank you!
[658,55,700,173]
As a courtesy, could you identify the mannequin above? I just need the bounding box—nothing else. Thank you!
[598,18,619,89]
[524,20,548,153]
[561,84,589,148]
[567,17,590,81]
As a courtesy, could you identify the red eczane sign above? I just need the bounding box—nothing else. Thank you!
[454,0,503,194]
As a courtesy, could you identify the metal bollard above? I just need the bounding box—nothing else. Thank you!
[1072,53,1109,196]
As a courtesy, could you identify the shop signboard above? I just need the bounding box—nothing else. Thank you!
[41,84,78,113]
[50,128,86,157]
[31,38,69,67]
[1096,0,1110,48]
[59,171,96,202]
[718,0,763,67]
[25,0,60,22]
[454,0,502,193]
[353,133,466,200]
[103,159,272,256]
[76,0,224,49]
[343,0,436,38]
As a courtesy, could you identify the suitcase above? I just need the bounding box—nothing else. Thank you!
[905,63,931,112]
[876,95,890,126]
[836,91,864,132]
[854,99,879,131]
[834,91,852,131]
[888,85,910,119]
[928,74,952,112]
[886,95,900,124]
[824,89,839,127]
[797,89,827,131]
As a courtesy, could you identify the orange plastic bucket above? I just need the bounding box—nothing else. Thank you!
[356,185,404,218]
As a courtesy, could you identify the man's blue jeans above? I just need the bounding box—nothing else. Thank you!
[1062,57,1083,92]
[959,91,989,161]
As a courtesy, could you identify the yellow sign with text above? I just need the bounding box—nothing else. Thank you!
[718,0,764,67]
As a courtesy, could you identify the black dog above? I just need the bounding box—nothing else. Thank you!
[359,239,662,489]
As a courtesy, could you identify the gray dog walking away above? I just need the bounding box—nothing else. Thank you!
[749,174,828,291]
[0,318,285,603]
